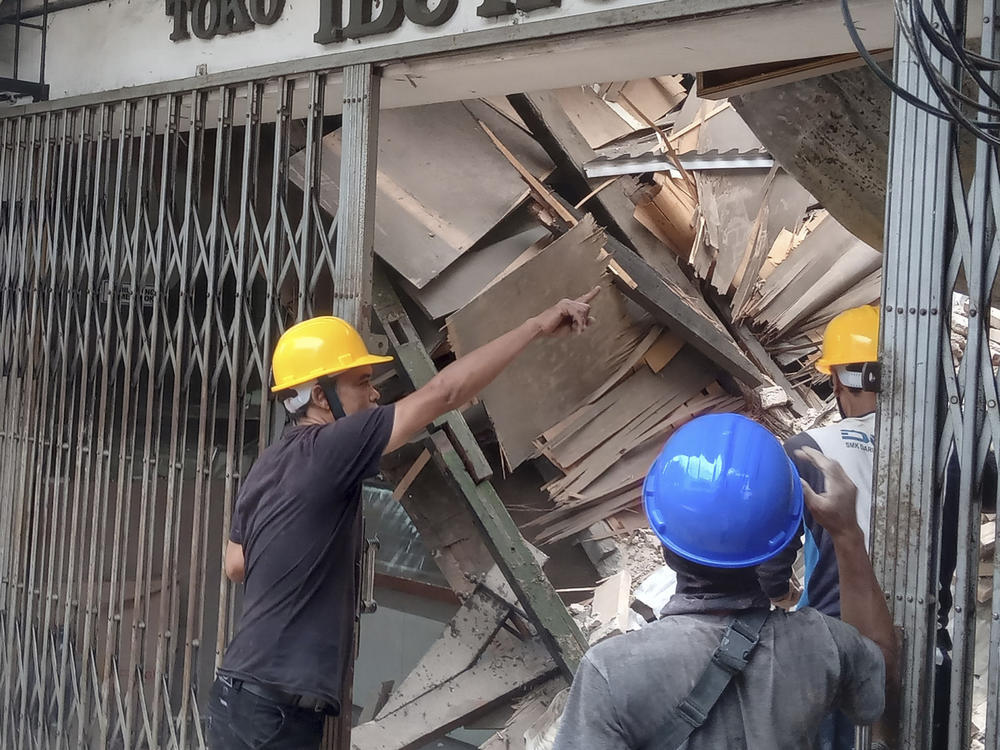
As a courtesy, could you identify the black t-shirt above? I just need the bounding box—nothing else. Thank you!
[219,405,395,706]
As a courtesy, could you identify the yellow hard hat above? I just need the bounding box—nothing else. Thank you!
[816,305,880,375]
[271,316,393,393]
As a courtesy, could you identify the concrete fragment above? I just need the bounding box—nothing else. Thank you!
[631,565,678,622]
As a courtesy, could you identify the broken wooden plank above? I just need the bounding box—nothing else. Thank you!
[405,210,553,320]
[590,570,633,639]
[378,586,514,718]
[607,239,765,386]
[551,86,636,149]
[353,632,556,750]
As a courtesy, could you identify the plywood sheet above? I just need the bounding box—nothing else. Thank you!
[405,209,552,320]
[551,86,634,149]
[617,77,687,124]
[447,216,646,469]
[695,102,765,154]
[289,100,552,289]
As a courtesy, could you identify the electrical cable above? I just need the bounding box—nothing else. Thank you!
[842,0,1000,146]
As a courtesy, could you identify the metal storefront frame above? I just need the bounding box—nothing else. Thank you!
[0,70,355,749]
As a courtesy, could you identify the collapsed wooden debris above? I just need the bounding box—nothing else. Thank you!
[289,76,919,748]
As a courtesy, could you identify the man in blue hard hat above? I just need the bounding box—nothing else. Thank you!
[552,413,897,750]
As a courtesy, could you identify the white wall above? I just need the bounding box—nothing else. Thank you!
[16,0,895,106]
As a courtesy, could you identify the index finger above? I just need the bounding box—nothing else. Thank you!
[576,286,601,305]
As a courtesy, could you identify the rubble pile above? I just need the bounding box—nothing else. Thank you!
[292,78,889,551]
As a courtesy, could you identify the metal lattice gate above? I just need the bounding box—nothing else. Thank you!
[874,0,1000,746]
[0,70,361,750]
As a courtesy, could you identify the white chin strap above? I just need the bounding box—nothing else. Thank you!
[833,366,865,389]
[283,380,317,413]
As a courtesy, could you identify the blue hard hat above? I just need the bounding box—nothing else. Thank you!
[643,413,804,569]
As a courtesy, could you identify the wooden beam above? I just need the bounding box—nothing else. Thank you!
[373,267,588,678]
[607,239,765,386]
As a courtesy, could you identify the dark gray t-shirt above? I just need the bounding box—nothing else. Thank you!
[552,607,884,750]
[219,405,395,707]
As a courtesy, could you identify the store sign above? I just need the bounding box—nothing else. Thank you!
[167,0,562,43]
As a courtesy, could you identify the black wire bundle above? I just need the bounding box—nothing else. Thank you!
[843,0,1000,145]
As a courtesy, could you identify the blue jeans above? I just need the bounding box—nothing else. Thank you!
[206,676,326,750]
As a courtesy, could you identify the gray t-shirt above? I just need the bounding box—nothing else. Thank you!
[219,405,395,709]
[553,607,884,750]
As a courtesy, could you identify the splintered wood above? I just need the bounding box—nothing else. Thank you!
[526,351,739,544]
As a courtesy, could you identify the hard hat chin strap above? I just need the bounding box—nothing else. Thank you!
[833,363,881,393]
[319,376,347,420]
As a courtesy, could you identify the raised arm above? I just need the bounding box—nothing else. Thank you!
[795,446,900,743]
[383,287,600,455]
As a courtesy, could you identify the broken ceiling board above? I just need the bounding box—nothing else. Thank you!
[797,270,881,334]
[669,91,713,153]
[551,86,636,150]
[590,570,633,637]
[542,353,714,474]
[447,216,647,469]
[759,228,798,282]
[581,324,664,406]
[696,170,813,296]
[602,77,688,135]
[541,368,675,471]
[768,242,881,334]
[404,210,553,320]
[618,77,687,120]
[290,100,552,289]
[544,372,724,507]
[695,100,766,154]
[535,392,744,543]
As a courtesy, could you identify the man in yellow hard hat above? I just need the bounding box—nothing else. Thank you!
[205,287,600,750]
[757,305,882,750]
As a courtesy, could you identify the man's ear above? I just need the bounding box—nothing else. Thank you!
[311,383,329,411]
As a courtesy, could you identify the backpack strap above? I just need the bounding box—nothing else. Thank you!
[643,607,772,750]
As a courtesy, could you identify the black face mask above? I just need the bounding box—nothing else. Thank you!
[661,547,761,597]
